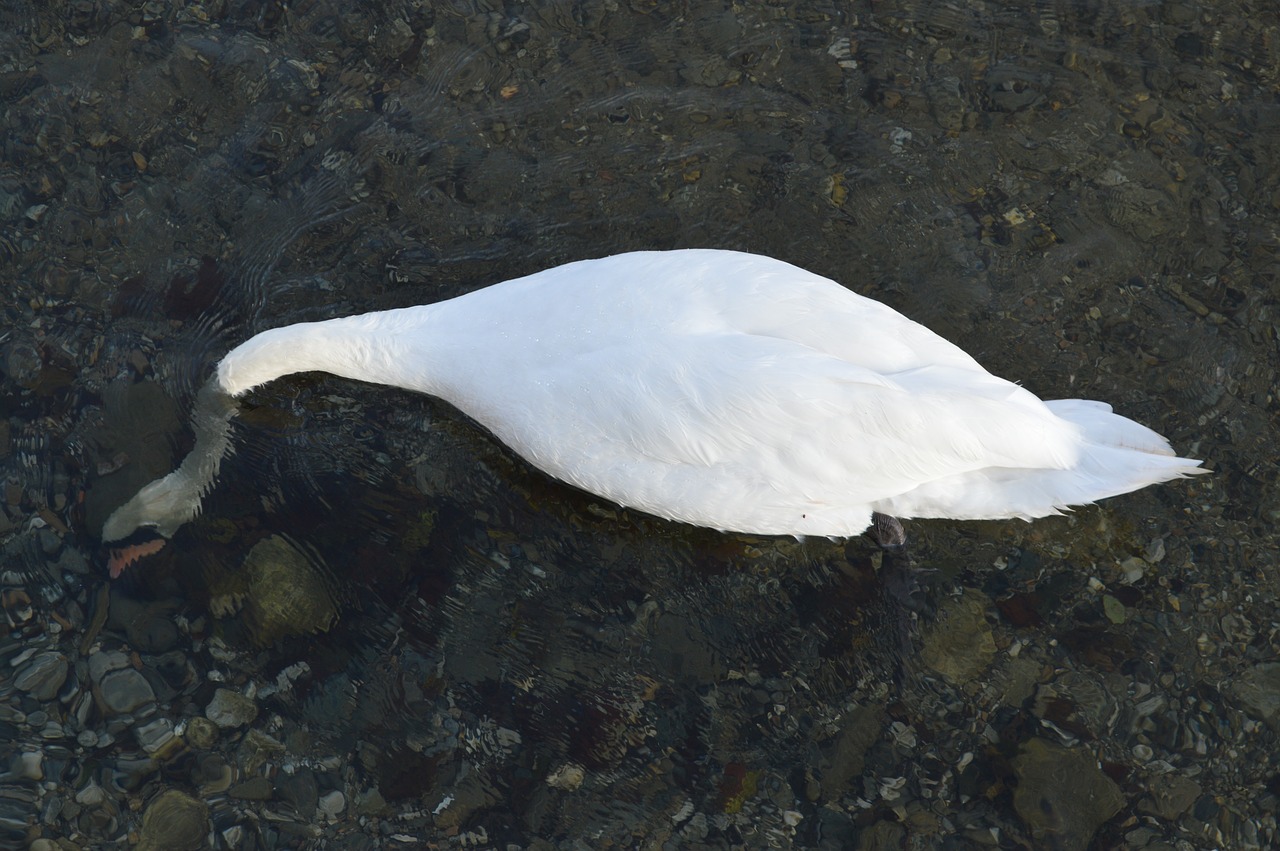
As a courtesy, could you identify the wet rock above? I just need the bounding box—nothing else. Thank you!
[354,786,389,817]
[229,775,273,800]
[318,789,346,818]
[75,780,106,806]
[96,668,155,715]
[277,767,319,817]
[1103,184,1178,241]
[1232,662,1280,730]
[14,650,68,701]
[109,594,180,653]
[13,750,43,781]
[183,716,219,750]
[1139,774,1201,820]
[432,771,498,831]
[136,717,177,756]
[194,753,232,796]
[858,819,906,850]
[205,687,258,729]
[238,728,284,774]
[1011,738,1124,851]
[137,789,209,851]
[545,762,585,791]
[818,703,885,800]
[87,649,131,682]
[240,535,338,645]
[919,589,997,684]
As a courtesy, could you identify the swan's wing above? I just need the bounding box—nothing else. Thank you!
[490,332,1078,518]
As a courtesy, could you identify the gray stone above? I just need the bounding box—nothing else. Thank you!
[1232,662,1280,730]
[318,789,346,818]
[136,717,177,755]
[97,668,156,715]
[1012,738,1125,851]
[1139,774,1201,820]
[15,650,68,701]
[206,688,258,729]
[87,649,131,683]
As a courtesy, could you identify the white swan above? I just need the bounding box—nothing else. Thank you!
[102,249,1203,576]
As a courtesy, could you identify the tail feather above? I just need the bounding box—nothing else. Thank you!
[873,400,1205,521]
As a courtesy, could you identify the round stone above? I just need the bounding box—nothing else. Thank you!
[97,668,156,716]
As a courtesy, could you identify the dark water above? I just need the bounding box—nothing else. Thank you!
[1,1,1276,849]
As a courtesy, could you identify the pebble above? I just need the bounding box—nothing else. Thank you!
[1232,662,1280,730]
[14,650,69,701]
[318,789,346,818]
[97,668,156,716]
[206,688,259,728]
[277,766,319,817]
[14,750,44,780]
[137,789,209,851]
[87,649,131,683]
[75,780,106,807]
[136,717,176,755]
[183,716,219,749]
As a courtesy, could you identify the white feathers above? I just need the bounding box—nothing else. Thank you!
[105,249,1203,544]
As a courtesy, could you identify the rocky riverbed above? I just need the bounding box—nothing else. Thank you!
[2,1,1278,849]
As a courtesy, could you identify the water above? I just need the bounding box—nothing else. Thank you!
[1,0,1274,848]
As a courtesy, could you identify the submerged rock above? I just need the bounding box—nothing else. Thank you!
[206,688,258,729]
[14,650,68,701]
[1011,738,1124,851]
[919,589,997,684]
[240,535,338,645]
[137,789,209,851]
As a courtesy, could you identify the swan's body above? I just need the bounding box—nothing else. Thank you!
[103,249,1202,572]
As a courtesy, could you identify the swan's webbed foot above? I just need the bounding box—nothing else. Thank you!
[871,511,907,549]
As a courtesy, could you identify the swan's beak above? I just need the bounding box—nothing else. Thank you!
[104,529,169,579]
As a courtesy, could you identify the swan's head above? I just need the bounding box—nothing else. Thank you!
[101,471,201,578]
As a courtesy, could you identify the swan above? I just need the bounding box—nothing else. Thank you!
[102,249,1203,576]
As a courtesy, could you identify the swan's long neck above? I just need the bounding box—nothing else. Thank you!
[100,380,240,542]
[215,309,435,398]
[102,307,445,546]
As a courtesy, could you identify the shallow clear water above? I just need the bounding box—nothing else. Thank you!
[1,0,1275,848]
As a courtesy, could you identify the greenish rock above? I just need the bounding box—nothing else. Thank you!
[184,716,219,750]
[239,728,285,774]
[355,786,390,816]
[1139,774,1201,820]
[1102,594,1127,624]
[818,703,885,800]
[241,535,338,645]
[229,775,274,800]
[858,819,906,851]
[1012,738,1124,851]
[1232,662,1280,730]
[137,789,209,851]
[206,687,258,729]
[919,589,997,684]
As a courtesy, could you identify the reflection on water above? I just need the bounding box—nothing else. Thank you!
[0,0,1274,848]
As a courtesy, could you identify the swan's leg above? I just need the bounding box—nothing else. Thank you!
[871,511,907,548]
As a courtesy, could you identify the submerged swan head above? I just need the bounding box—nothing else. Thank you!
[101,381,240,576]
[102,470,200,543]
